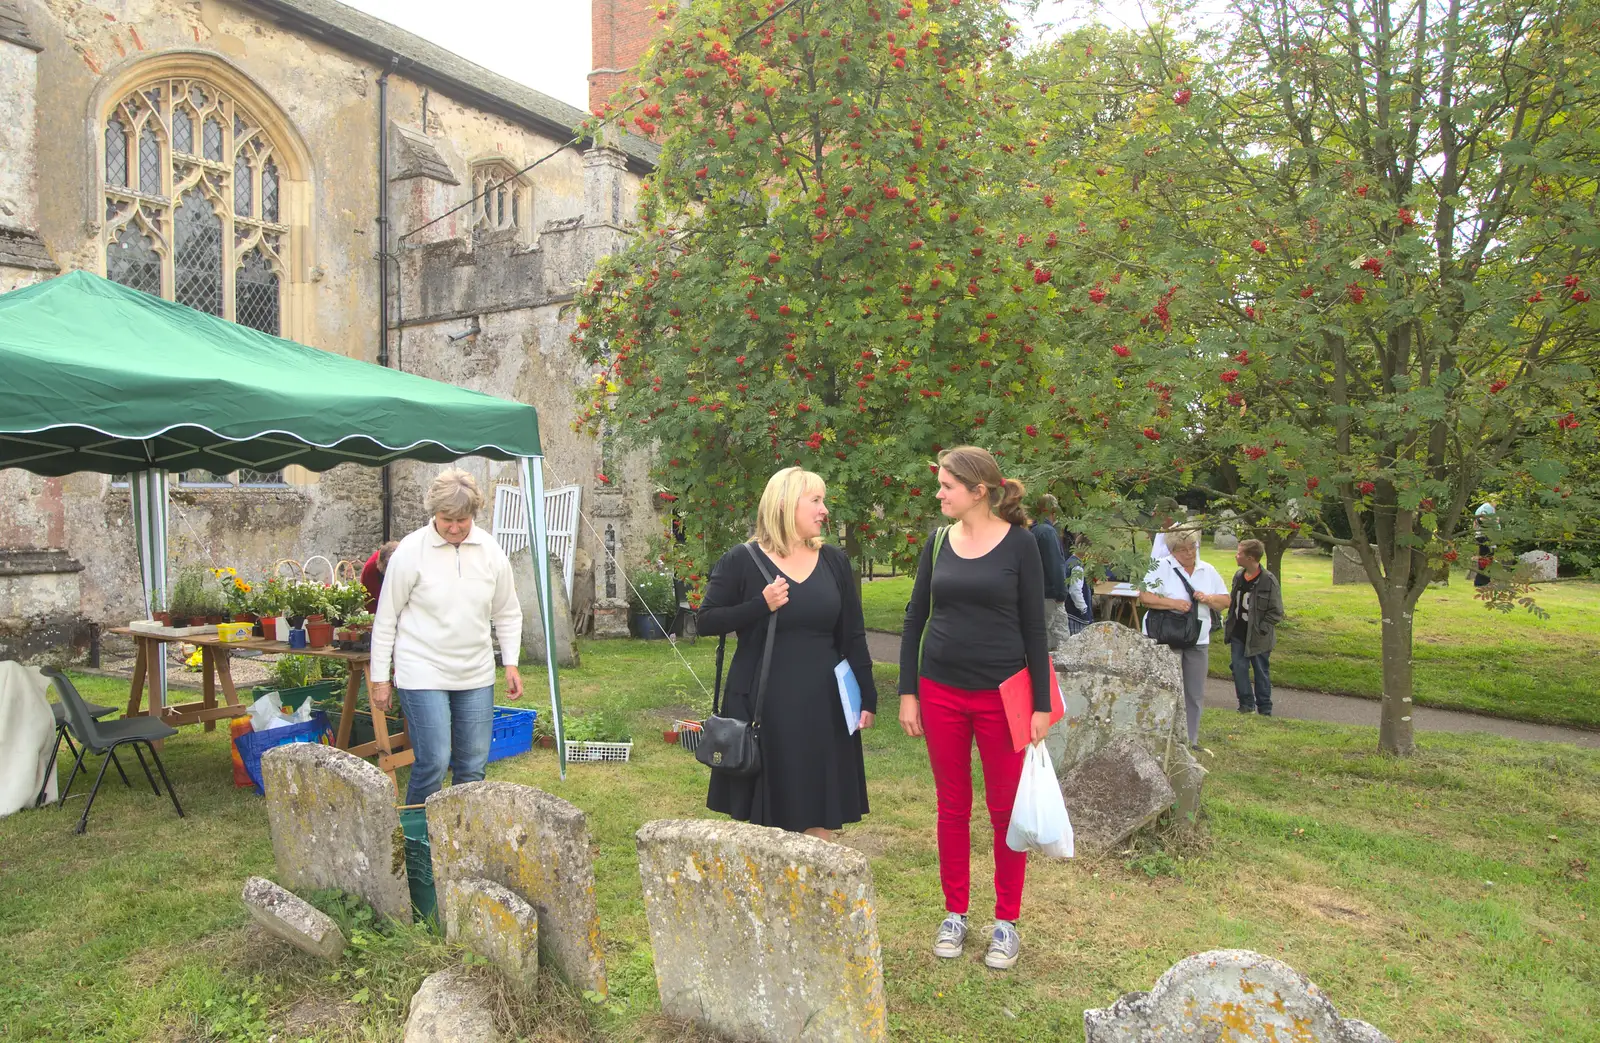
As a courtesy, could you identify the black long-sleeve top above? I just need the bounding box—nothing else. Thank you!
[1031,520,1068,602]
[898,524,1053,711]
[696,542,879,713]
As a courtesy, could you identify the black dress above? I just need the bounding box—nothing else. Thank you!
[697,543,877,832]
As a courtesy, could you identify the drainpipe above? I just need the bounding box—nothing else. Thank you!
[378,57,397,542]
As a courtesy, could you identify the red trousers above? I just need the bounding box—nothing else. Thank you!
[919,677,1028,922]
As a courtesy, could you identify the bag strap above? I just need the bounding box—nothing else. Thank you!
[740,543,781,727]
[917,526,950,672]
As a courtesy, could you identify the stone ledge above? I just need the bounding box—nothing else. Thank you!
[0,549,83,576]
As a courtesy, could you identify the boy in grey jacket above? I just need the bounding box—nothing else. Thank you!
[1225,539,1285,715]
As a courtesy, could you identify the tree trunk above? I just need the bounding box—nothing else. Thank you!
[842,525,864,602]
[1377,594,1417,755]
[1265,536,1287,590]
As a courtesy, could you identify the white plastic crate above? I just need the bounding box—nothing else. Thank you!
[567,740,633,763]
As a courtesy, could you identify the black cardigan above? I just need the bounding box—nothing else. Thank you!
[696,542,879,713]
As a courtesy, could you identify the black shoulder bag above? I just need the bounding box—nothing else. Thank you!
[1144,563,1203,650]
[695,543,779,777]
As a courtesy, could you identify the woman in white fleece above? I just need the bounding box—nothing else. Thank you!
[369,469,523,804]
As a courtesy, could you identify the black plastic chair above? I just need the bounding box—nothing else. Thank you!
[44,668,184,834]
[42,697,120,805]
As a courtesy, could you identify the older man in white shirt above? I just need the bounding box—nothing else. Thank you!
[1139,528,1230,748]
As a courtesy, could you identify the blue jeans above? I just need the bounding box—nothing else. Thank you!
[397,685,495,805]
[1229,639,1272,713]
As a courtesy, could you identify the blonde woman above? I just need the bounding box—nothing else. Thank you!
[697,467,877,838]
[370,468,522,805]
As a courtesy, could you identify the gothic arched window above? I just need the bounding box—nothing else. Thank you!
[101,77,287,337]
[471,159,530,238]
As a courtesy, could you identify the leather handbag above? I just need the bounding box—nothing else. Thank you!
[1144,563,1203,649]
[695,543,779,777]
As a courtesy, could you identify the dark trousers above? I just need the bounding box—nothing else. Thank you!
[1229,638,1272,713]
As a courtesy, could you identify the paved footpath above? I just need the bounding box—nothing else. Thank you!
[864,630,1600,749]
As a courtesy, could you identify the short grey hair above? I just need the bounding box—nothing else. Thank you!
[424,468,483,519]
[1164,527,1200,552]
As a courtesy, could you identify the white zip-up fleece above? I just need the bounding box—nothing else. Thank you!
[370,522,521,690]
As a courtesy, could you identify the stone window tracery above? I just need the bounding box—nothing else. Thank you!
[471,159,529,237]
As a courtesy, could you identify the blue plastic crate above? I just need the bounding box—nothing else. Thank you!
[487,705,537,763]
[236,711,333,795]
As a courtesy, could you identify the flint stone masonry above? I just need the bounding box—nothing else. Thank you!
[404,967,501,1043]
[1045,623,1185,776]
[261,744,410,923]
[426,781,606,996]
[442,877,539,997]
[636,819,887,1043]
[241,876,345,961]
[1084,949,1395,1043]
[1059,737,1176,857]
[1332,545,1375,585]
[1519,550,1558,582]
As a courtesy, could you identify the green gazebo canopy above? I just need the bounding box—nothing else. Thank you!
[0,271,541,477]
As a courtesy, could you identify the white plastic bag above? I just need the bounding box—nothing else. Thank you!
[248,691,287,732]
[1006,744,1074,859]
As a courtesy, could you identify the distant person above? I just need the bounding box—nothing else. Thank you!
[360,540,401,612]
[1138,528,1228,749]
[1061,530,1094,636]
[898,446,1052,972]
[1028,494,1071,650]
[697,467,877,840]
[1473,500,1497,588]
[1225,539,1285,715]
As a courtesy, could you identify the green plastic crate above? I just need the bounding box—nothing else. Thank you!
[250,679,344,712]
[398,805,436,923]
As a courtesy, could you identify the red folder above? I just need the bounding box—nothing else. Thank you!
[999,664,1065,752]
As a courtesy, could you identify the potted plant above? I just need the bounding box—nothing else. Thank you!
[324,581,369,626]
[533,713,556,749]
[627,566,677,640]
[221,569,256,624]
[284,580,323,631]
[167,566,209,628]
[565,709,634,763]
[335,610,374,651]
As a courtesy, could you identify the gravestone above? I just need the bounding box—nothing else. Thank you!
[426,781,607,996]
[1332,545,1372,585]
[509,548,578,667]
[404,967,501,1043]
[1058,736,1176,857]
[1518,550,1558,582]
[1084,949,1395,1042]
[441,877,539,997]
[1044,623,1185,775]
[636,819,886,1043]
[1212,511,1238,550]
[260,744,410,923]
[241,876,345,961]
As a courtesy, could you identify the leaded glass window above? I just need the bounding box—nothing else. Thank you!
[103,74,290,339]
[106,224,162,296]
[235,247,279,335]
[174,191,223,316]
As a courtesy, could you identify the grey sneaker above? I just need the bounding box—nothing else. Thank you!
[984,921,1021,970]
[932,914,967,959]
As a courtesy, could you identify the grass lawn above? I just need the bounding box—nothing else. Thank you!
[2,642,1596,1042]
[859,548,1600,730]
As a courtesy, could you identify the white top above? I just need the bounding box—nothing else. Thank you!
[1475,502,1496,516]
[1142,555,1228,646]
[1150,531,1171,561]
[370,521,521,690]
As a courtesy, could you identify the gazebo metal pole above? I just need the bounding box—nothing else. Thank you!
[518,456,566,779]
[130,469,170,713]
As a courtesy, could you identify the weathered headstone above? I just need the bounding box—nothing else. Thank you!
[1332,545,1373,585]
[241,876,345,961]
[1045,623,1185,776]
[1059,736,1176,857]
[1166,743,1207,836]
[1084,949,1395,1042]
[261,744,410,923]
[404,967,501,1043]
[635,819,886,1043]
[1213,511,1238,550]
[509,549,578,667]
[1518,550,1558,583]
[426,781,606,996]
[441,878,539,997]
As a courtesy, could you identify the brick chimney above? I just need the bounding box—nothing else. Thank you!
[589,0,660,116]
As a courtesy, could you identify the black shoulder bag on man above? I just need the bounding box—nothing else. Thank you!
[695,543,779,777]
[1144,562,1203,649]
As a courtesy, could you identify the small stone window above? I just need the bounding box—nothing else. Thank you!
[470,159,530,237]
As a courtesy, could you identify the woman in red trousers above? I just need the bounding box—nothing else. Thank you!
[898,445,1052,970]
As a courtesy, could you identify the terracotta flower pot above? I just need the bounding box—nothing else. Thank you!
[537,735,556,749]
[306,621,334,648]
[232,612,258,625]
[153,611,171,625]
[663,729,680,744]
